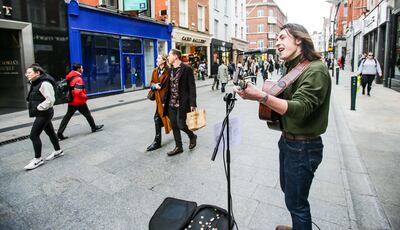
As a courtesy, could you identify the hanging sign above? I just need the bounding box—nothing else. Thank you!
[123,0,147,11]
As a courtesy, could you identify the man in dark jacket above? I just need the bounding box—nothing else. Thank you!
[57,63,103,140]
[164,49,197,156]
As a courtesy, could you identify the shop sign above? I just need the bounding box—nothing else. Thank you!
[123,0,147,11]
[1,2,13,17]
[0,60,19,75]
[181,36,206,43]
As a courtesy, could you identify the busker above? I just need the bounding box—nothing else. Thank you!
[164,49,197,156]
[24,64,64,170]
[235,23,331,230]
[57,63,103,140]
[146,54,172,151]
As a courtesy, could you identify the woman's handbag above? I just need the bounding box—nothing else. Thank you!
[147,89,155,101]
[186,109,206,131]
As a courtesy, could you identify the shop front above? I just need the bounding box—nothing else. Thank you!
[172,27,211,72]
[68,0,171,96]
[0,0,69,114]
[389,10,400,90]
[232,37,248,64]
[210,38,233,67]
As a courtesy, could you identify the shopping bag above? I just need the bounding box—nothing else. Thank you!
[186,109,206,131]
[147,89,155,101]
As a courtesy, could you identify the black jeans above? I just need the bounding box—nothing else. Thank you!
[58,104,96,134]
[278,136,323,230]
[212,74,219,90]
[168,107,194,148]
[30,111,60,158]
[361,74,375,94]
[221,83,227,93]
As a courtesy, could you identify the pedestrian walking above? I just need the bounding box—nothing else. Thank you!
[199,62,206,80]
[235,23,331,230]
[146,55,172,151]
[164,49,197,156]
[228,61,235,80]
[218,60,229,93]
[358,52,382,96]
[57,63,103,140]
[275,61,281,75]
[24,64,64,170]
[211,59,219,90]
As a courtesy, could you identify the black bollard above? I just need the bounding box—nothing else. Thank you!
[351,76,357,110]
[336,67,340,85]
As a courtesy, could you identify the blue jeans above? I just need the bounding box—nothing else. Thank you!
[278,136,323,230]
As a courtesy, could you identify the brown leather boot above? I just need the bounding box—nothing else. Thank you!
[275,225,292,230]
[167,146,183,156]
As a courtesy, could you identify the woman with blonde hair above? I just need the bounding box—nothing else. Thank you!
[146,54,172,151]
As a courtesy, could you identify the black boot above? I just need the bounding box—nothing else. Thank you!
[147,115,162,151]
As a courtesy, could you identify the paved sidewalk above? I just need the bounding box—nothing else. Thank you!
[331,69,399,230]
[0,73,398,230]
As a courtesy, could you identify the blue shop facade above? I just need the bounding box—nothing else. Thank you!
[67,1,172,96]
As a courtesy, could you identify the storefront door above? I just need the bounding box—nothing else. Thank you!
[123,54,144,90]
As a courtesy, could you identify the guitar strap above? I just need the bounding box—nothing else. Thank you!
[266,60,311,96]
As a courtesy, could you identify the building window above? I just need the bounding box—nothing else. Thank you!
[257,9,264,17]
[214,19,219,37]
[241,27,244,39]
[257,24,264,32]
[235,0,238,16]
[241,3,244,19]
[269,9,273,16]
[179,0,188,27]
[269,24,273,32]
[198,5,205,32]
[235,24,238,38]
[246,25,249,33]
[224,0,228,15]
[269,40,274,48]
[258,40,264,49]
[225,24,228,41]
[214,0,218,10]
[100,0,118,8]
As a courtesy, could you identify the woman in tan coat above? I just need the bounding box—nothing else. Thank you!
[147,54,172,151]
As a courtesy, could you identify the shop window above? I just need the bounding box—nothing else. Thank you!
[81,33,121,95]
[144,39,155,86]
[122,38,142,53]
[158,40,168,56]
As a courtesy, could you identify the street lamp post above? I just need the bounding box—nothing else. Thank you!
[327,0,342,77]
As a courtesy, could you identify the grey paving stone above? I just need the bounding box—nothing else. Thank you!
[250,167,280,188]
[351,193,391,230]
[309,199,350,227]
[90,171,131,194]
[248,202,291,230]
[252,184,286,209]
[310,179,347,206]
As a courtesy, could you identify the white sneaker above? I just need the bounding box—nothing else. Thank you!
[45,149,64,161]
[24,158,44,170]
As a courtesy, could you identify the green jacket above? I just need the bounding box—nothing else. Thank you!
[281,55,331,135]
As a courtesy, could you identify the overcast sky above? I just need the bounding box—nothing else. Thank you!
[274,0,331,33]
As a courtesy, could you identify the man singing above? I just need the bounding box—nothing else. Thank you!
[235,23,331,230]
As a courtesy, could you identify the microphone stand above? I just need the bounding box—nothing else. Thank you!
[211,92,236,230]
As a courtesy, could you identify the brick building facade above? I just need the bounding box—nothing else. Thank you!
[246,0,286,51]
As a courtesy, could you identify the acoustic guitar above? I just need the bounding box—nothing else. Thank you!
[258,60,311,131]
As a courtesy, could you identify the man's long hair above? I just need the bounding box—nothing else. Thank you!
[281,23,321,61]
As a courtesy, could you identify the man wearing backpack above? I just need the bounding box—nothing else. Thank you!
[358,52,382,96]
[57,63,103,140]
